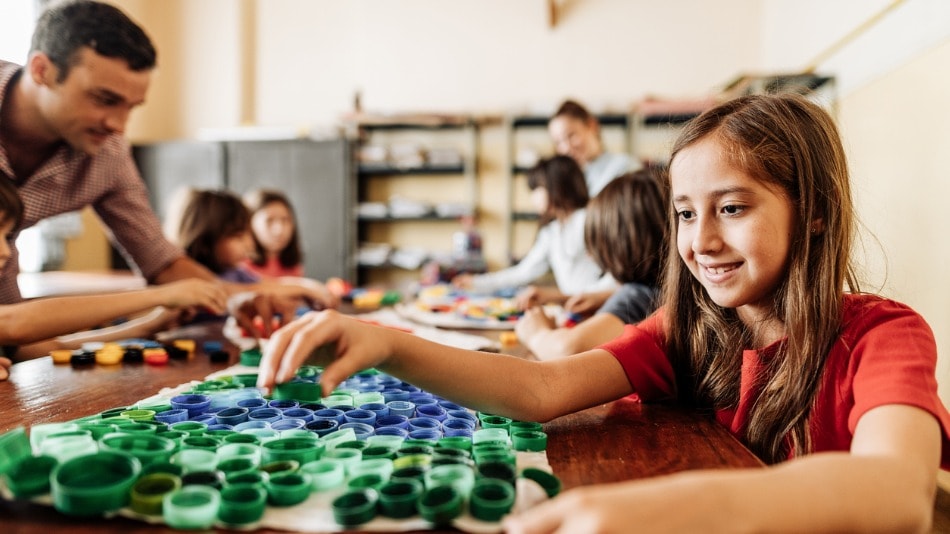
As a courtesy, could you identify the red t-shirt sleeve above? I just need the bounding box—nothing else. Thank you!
[845,298,950,466]
[599,309,677,402]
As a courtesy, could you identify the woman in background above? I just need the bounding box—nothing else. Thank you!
[549,99,641,196]
[243,189,304,278]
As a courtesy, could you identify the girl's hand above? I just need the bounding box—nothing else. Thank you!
[503,476,704,534]
[451,274,474,290]
[515,286,543,310]
[160,279,229,313]
[515,307,556,345]
[564,290,611,316]
[256,310,394,395]
[0,356,11,381]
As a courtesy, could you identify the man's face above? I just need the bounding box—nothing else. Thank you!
[35,47,151,155]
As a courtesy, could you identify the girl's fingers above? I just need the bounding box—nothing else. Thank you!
[504,498,566,534]
[258,313,312,391]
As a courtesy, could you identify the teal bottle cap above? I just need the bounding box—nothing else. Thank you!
[418,484,463,525]
[378,477,423,519]
[99,433,176,467]
[266,471,312,506]
[470,478,515,522]
[520,467,562,497]
[3,454,57,498]
[163,485,221,530]
[217,483,267,525]
[331,489,378,526]
[346,472,387,492]
[51,451,142,516]
[300,459,345,492]
[511,430,548,451]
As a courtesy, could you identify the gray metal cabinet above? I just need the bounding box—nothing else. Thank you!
[133,138,355,282]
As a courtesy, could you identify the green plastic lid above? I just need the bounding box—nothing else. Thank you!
[163,485,220,530]
[51,451,142,516]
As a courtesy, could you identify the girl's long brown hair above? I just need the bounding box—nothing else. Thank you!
[584,168,667,286]
[526,155,589,228]
[663,94,859,463]
[172,189,250,274]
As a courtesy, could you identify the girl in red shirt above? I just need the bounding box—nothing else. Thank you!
[255,94,949,532]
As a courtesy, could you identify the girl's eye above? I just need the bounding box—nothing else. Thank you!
[676,209,694,221]
[722,204,744,215]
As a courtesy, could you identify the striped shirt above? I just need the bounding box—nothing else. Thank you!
[0,60,184,303]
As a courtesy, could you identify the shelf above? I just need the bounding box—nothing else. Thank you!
[639,112,702,126]
[358,214,466,222]
[358,164,466,176]
[512,211,540,221]
[511,113,629,128]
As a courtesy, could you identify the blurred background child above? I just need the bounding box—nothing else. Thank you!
[168,188,338,311]
[516,168,667,359]
[453,155,616,308]
[0,176,229,374]
[548,99,641,196]
[243,188,304,278]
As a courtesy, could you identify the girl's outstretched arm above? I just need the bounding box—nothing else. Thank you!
[0,279,227,347]
[516,308,625,360]
[257,309,633,423]
[505,404,940,533]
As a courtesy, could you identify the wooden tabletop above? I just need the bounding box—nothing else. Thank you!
[0,318,763,533]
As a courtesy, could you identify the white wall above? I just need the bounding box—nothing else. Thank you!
[761,0,950,405]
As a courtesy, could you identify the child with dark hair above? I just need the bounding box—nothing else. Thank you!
[168,188,338,309]
[453,155,616,307]
[0,176,228,378]
[516,168,668,358]
[260,94,950,532]
[243,189,304,278]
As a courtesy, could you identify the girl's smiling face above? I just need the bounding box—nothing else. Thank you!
[670,136,796,327]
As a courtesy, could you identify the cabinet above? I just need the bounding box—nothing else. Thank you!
[132,138,355,282]
[351,116,479,286]
[503,113,630,264]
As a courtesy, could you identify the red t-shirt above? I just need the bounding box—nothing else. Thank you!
[242,257,304,279]
[600,294,950,466]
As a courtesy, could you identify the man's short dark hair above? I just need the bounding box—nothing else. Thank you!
[30,0,156,82]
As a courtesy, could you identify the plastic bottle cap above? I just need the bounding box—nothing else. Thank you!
[331,489,378,526]
[378,478,423,519]
[163,485,221,530]
[418,484,463,525]
[217,483,267,525]
[130,472,182,515]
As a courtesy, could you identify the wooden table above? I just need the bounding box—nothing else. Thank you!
[0,318,763,533]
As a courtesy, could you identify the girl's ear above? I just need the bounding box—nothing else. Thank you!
[810,218,825,235]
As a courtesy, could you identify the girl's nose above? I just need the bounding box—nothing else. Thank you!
[692,217,722,255]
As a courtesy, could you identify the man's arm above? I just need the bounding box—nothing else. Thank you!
[151,256,217,284]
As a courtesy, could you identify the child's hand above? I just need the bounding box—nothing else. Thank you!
[160,279,229,314]
[0,356,11,381]
[515,307,556,346]
[503,475,701,533]
[256,310,394,395]
[451,274,474,290]
[564,290,610,316]
[274,277,341,310]
[515,286,544,309]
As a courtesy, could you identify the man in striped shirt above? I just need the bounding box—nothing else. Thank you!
[0,1,306,336]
